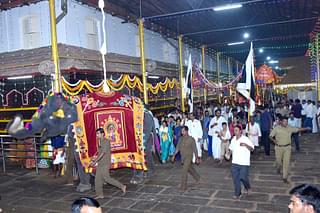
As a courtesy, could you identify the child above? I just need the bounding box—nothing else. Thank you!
[219,122,231,164]
[51,135,66,178]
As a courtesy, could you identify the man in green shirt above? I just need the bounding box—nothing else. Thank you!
[172,126,200,191]
[269,117,309,183]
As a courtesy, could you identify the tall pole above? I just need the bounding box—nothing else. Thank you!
[138,19,148,104]
[316,33,320,102]
[49,0,61,93]
[228,57,232,99]
[216,52,221,104]
[235,61,239,102]
[201,46,207,104]
[178,36,185,112]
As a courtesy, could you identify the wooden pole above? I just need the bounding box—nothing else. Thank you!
[178,36,185,112]
[201,45,207,104]
[138,19,148,104]
[49,0,61,93]
[216,52,221,104]
[228,57,232,98]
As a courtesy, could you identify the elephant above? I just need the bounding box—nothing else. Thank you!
[7,92,78,142]
[67,110,158,192]
[7,91,157,192]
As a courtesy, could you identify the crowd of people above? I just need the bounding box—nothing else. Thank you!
[151,98,319,197]
[154,99,319,164]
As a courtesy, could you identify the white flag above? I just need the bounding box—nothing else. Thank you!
[236,42,256,115]
[184,54,193,113]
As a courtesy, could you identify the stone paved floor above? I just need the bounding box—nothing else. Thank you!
[0,133,319,213]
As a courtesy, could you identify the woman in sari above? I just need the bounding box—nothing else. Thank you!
[173,118,182,161]
[159,120,172,163]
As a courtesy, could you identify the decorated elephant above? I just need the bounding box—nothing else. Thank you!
[7,92,78,142]
[69,91,157,191]
[68,110,157,192]
[7,91,157,192]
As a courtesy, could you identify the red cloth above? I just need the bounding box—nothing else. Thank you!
[73,92,146,171]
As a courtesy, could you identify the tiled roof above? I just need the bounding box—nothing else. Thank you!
[0,44,179,77]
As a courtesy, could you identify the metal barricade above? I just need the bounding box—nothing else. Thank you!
[0,135,54,174]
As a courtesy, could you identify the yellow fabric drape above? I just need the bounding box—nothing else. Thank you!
[62,75,179,96]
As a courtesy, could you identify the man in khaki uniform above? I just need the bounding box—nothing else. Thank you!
[89,128,126,199]
[269,117,309,183]
[172,126,200,191]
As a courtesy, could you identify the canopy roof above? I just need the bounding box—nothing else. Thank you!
[1,0,319,64]
[110,0,320,64]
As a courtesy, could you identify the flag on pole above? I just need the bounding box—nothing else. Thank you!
[236,42,256,115]
[184,54,193,113]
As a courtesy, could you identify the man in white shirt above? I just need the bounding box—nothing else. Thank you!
[312,101,318,134]
[229,125,254,199]
[208,109,227,160]
[288,112,300,151]
[186,113,203,163]
[304,100,313,132]
[245,117,261,150]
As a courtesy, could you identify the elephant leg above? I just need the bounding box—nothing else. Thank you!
[145,134,155,178]
[131,170,144,184]
[136,170,144,184]
[64,143,75,184]
[130,169,138,184]
[74,150,91,192]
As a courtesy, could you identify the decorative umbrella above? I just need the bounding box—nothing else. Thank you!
[255,64,276,85]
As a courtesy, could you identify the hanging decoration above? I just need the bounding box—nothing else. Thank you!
[2,87,47,106]
[309,33,319,82]
[274,85,316,94]
[192,63,242,91]
[309,17,320,42]
[61,75,179,96]
[98,0,110,93]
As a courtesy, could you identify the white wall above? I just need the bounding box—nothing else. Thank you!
[0,0,223,69]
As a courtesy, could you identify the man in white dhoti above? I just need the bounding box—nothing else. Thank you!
[312,101,318,134]
[186,113,203,163]
[208,109,227,161]
[245,117,261,152]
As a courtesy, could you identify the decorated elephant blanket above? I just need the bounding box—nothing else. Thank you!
[72,92,146,172]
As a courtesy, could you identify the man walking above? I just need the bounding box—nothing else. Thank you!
[186,113,203,163]
[172,126,200,191]
[260,106,273,156]
[304,100,313,132]
[90,128,126,199]
[208,109,227,160]
[269,117,309,183]
[291,99,302,128]
[288,112,300,152]
[229,125,254,199]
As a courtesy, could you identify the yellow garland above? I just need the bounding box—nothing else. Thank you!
[274,86,315,94]
[62,74,179,96]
